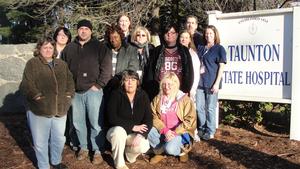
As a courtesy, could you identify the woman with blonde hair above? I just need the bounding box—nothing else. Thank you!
[131,26,154,80]
[147,72,197,164]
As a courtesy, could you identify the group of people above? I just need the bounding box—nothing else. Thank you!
[20,13,227,169]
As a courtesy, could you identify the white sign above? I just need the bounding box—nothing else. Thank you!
[208,7,300,140]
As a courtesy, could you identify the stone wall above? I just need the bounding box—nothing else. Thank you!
[0,44,35,113]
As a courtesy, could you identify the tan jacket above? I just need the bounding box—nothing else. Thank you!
[151,92,197,138]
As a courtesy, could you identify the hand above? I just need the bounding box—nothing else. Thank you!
[131,134,144,147]
[210,84,219,94]
[165,130,176,142]
[132,124,148,134]
[90,85,99,91]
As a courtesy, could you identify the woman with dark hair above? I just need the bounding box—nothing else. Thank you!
[196,25,226,140]
[53,27,72,58]
[20,36,75,169]
[106,70,152,169]
[117,14,132,44]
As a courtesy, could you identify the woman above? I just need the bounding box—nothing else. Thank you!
[131,26,154,80]
[148,72,197,164]
[53,27,72,58]
[179,30,200,101]
[196,25,226,140]
[20,36,75,169]
[106,70,153,169]
[117,14,131,44]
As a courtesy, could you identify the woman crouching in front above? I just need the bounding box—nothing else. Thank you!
[148,72,197,164]
[106,70,153,169]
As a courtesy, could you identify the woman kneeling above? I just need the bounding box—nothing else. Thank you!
[148,72,197,164]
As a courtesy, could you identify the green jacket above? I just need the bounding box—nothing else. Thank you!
[20,56,75,117]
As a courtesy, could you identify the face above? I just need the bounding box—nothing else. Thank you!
[118,15,130,33]
[162,79,175,96]
[186,17,198,34]
[164,27,178,46]
[136,30,148,44]
[124,77,138,94]
[179,32,191,48]
[40,42,54,60]
[56,30,69,45]
[205,28,215,44]
[77,26,92,42]
[109,32,122,50]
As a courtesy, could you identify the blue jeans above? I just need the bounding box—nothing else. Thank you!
[27,111,66,169]
[148,127,184,156]
[72,89,104,152]
[195,89,218,135]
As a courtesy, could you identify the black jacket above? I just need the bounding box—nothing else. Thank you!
[143,44,194,100]
[61,37,112,92]
[106,88,153,138]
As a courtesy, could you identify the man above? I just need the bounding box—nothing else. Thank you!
[62,19,111,165]
[185,15,204,48]
[143,23,194,100]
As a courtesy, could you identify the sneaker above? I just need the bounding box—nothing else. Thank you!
[92,152,103,165]
[194,133,201,142]
[179,153,189,162]
[52,163,68,169]
[198,130,205,138]
[202,133,214,140]
[149,155,165,164]
[76,150,89,161]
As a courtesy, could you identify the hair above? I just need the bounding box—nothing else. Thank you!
[179,29,196,51]
[131,26,151,43]
[186,15,199,24]
[33,36,57,58]
[53,27,72,44]
[105,24,125,42]
[159,72,180,98]
[120,69,140,89]
[203,25,221,45]
[117,13,132,31]
[162,23,179,35]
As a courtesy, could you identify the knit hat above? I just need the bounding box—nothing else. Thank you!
[77,19,93,30]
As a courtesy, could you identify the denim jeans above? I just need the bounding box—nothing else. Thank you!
[148,127,183,156]
[195,89,218,135]
[27,111,66,169]
[72,89,104,152]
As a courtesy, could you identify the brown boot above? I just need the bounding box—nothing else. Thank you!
[149,155,165,164]
[92,152,103,165]
[76,150,89,161]
[179,153,189,162]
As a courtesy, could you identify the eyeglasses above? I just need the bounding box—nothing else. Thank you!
[137,34,146,37]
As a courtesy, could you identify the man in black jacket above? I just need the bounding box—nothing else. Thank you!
[62,19,111,165]
[143,23,194,100]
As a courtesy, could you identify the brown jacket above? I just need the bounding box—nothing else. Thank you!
[150,92,197,138]
[20,56,75,117]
